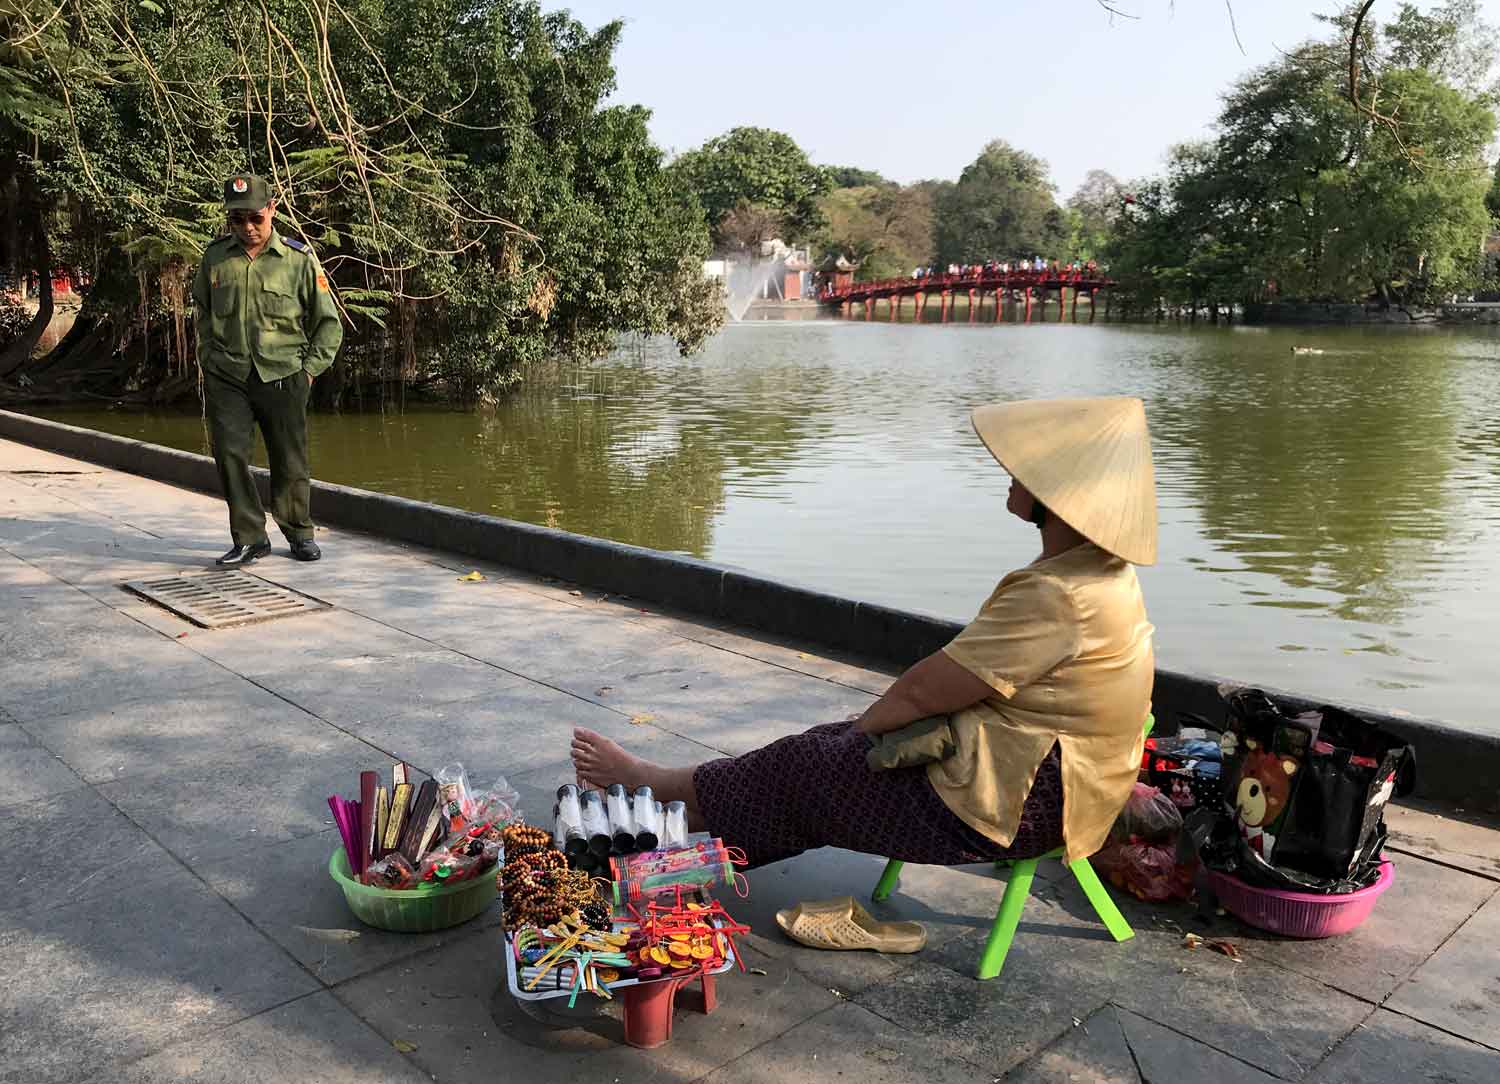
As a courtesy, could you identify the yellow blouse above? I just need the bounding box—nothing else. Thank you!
[930,542,1155,863]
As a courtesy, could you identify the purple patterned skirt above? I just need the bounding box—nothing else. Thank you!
[692,720,1064,869]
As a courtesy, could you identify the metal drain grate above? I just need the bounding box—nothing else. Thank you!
[124,570,330,629]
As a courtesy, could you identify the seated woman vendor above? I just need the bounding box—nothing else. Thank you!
[571,396,1156,878]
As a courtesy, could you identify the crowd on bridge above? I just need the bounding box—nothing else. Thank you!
[912,258,1105,280]
[814,255,1114,301]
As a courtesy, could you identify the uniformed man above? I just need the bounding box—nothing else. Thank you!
[191,173,342,565]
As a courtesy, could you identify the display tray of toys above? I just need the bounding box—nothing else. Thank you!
[326,760,521,933]
[497,786,750,1046]
[503,884,744,1005]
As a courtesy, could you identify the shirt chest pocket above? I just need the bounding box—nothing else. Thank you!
[259,281,302,323]
[211,282,237,318]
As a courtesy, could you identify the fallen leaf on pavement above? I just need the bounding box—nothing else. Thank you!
[1182,933,1242,961]
[1209,939,1243,961]
[596,686,613,696]
[392,1039,418,1053]
[629,713,655,726]
[457,571,485,582]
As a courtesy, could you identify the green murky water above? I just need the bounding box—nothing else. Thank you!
[30,319,1500,731]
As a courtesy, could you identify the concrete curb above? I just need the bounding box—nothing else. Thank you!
[3,407,1495,812]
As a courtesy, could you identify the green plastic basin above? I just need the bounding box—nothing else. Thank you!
[328,849,497,933]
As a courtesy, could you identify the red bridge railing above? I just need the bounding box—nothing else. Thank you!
[819,268,1113,304]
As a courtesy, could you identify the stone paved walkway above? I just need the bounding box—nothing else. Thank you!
[2,435,1498,1083]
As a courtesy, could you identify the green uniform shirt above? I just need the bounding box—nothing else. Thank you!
[191,230,343,383]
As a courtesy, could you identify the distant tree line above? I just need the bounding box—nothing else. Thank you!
[673,2,1500,310]
[671,126,1117,283]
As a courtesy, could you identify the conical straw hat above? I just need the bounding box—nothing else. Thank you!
[971,397,1157,565]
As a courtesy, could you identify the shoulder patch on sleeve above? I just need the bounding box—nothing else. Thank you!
[283,237,310,253]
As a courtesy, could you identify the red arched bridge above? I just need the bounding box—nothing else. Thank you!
[818,268,1116,323]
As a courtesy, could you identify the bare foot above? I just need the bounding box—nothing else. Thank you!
[572,728,655,790]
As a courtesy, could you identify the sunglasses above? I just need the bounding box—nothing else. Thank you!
[229,211,267,226]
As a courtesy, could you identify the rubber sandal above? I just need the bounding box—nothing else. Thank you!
[774,896,927,954]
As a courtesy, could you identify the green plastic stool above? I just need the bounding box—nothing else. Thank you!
[871,713,1153,980]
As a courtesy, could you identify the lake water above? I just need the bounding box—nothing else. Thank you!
[30,318,1500,732]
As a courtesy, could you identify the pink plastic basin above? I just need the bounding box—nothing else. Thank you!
[1207,861,1394,939]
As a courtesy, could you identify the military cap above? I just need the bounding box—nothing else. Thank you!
[223,174,271,212]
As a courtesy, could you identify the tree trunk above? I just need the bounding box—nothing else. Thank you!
[0,184,54,380]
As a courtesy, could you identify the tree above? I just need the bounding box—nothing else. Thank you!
[1104,148,1231,312]
[1486,159,1500,220]
[716,201,786,253]
[1383,0,1499,95]
[826,165,888,188]
[1067,170,1128,259]
[0,1,724,405]
[816,182,934,280]
[1106,7,1496,310]
[931,140,1063,266]
[0,0,240,385]
[669,127,830,246]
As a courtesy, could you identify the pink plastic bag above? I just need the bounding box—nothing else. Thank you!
[1094,840,1196,902]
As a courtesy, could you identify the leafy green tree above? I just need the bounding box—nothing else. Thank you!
[0,1,723,405]
[1485,159,1500,220]
[816,181,934,280]
[1066,169,1127,259]
[0,1,238,381]
[716,201,787,253]
[1319,67,1493,302]
[1383,0,1499,95]
[931,140,1063,266]
[669,127,830,246]
[826,165,888,189]
[1106,7,1497,310]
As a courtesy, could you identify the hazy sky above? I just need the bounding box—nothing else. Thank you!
[558,0,1498,198]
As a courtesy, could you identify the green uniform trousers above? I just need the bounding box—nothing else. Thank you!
[204,366,314,545]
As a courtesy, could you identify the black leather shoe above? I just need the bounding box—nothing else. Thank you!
[289,539,322,562]
[216,540,271,566]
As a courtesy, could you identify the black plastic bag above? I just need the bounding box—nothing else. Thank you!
[1271,704,1408,881]
[1207,687,1415,892]
[1184,807,1386,895]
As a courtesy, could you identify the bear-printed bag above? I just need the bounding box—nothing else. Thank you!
[1218,695,1312,866]
[1210,687,1414,894]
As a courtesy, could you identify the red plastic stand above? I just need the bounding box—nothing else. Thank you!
[620,972,718,1049]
